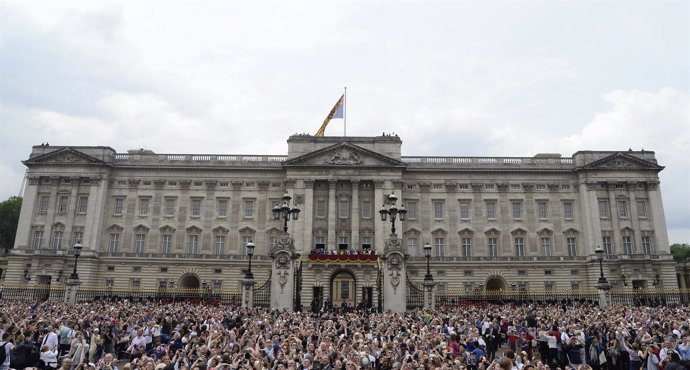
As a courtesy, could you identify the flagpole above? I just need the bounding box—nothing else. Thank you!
[343,86,347,137]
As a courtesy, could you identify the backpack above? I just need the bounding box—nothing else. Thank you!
[0,341,8,364]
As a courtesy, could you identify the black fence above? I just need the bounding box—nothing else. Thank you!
[253,278,271,308]
[406,278,425,310]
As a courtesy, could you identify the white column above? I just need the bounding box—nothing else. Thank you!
[351,180,360,249]
[648,182,670,252]
[374,180,385,254]
[303,179,314,253]
[327,180,337,250]
[14,176,39,249]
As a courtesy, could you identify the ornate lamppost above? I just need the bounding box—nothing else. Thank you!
[379,193,407,235]
[273,192,301,233]
[594,245,611,307]
[65,243,83,304]
[245,241,255,279]
[69,243,83,280]
[423,242,434,309]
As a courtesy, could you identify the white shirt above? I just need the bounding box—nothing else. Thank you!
[1,341,14,366]
[43,332,59,352]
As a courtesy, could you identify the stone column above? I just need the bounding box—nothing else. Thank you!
[423,279,436,310]
[303,179,315,253]
[351,180,360,249]
[13,176,40,250]
[64,278,81,305]
[597,283,611,307]
[374,180,386,254]
[382,234,406,313]
[327,180,337,251]
[647,182,670,252]
[242,278,255,308]
[270,236,297,311]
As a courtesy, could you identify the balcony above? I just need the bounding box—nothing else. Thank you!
[308,253,378,263]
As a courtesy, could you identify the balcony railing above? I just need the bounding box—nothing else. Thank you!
[308,253,378,263]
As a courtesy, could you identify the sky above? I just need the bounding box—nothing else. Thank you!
[0,1,688,244]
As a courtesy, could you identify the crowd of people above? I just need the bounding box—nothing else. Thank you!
[1,300,689,370]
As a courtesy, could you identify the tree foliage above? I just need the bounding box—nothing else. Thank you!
[670,243,690,262]
[0,196,22,250]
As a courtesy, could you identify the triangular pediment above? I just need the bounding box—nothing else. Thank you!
[23,147,107,167]
[580,152,663,171]
[283,143,406,168]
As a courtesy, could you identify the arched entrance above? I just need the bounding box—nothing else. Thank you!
[179,274,200,290]
[486,276,507,291]
[330,270,356,308]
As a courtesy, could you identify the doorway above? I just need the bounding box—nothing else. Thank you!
[330,271,356,308]
[362,287,373,308]
[36,275,52,301]
[486,276,507,291]
[312,287,323,311]
[179,274,201,289]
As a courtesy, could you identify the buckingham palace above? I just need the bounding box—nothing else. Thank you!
[1,133,679,309]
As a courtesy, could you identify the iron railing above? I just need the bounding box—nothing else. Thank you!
[406,277,425,310]
[253,278,271,308]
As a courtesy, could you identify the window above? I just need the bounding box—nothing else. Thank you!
[244,199,254,218]
[432,200,444,219]
[571,283,580,290]
[361,236,372,250]
[537,201,548,219]
[488,237,498,257]
[57,195,69,213]
[623,236,633,255]
[642,236,652,254]
[78,196,88,214]
[38,195,49,212]
[338,236,349,249]
[434,238,445,257]
[637,200,647,218]
[602,236,613,255]
[242,236,252,255]
[131,279,141,288]
[461,237,471,257]
[72,231,83,246]
[517,270,526,276]
[459,202,470,219]
[340,280,350,300]
[135,234,146,253]
[544,270,553,276]
[485,184,494,190]
[32,230,44,249]
[361,200,372,219]
[563,201,573,219]
[515,237,525,257]
[214,269,222,274]
[215,235,225,255]
[139,198,150,215]
[464,270,473,277]
[486,201,496,219]
[339,199,349,218]
[107,266,115,272]
[598,200,610,218]
[315,199,326,218]
[407,237,418,257]
[510,184,521,190]
[406,201,418,219]
[191,199,202,217]
[188,235,199,254]
[164,198,175,217]
[541,237,551,256]
[105,278,114,287]
[114,198,124,215]
[571,270,579,275]
[133,266,141,273]
[217,199,228,217]
[618,201,628,218]
[511,202,522,219]
[315,236,325,250]
[536,184,546,190]
[544,282,554,292]
[213,280,222,290]
[162,234,172,254]
[52,231,63,249]
[109,233,119,252]
[567,237,577,256]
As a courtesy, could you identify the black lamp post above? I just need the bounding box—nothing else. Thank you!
[379,193,407,235]
[69,243,83,280]
[594,245,608,286]
[245,241,255,279]
[273,192,300,233]
[423,242,433,283]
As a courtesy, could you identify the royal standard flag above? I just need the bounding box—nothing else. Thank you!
[315,94,345,136]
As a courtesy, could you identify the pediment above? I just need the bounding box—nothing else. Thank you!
[23,147,107,167]
[282,143,406,168]
[581,152,663,171]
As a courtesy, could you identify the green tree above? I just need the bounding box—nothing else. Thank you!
[670,243,690,261]
[0,196,22,250]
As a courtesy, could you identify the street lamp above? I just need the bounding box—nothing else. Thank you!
[69,243,83,280]
[245,241,255,279]
[273,192,300,233]
[423,242,433,282]
[379,193,407,235]
[594,245,608,286]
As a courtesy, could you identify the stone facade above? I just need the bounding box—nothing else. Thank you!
[1,134,677,308]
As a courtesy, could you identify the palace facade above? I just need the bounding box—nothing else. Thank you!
[2,134,678,308]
